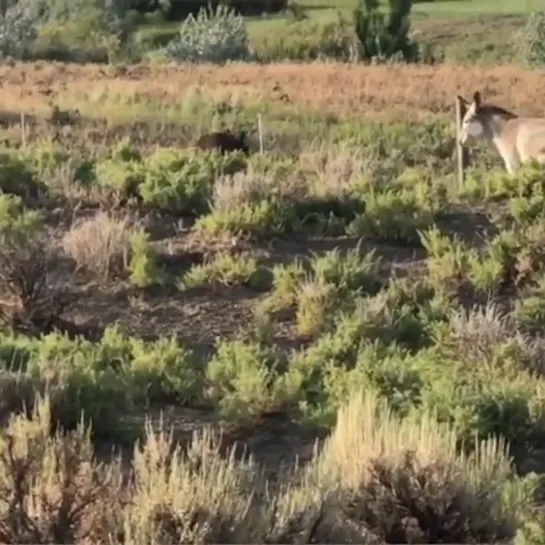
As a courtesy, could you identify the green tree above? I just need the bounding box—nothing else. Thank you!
[353,0,419,62]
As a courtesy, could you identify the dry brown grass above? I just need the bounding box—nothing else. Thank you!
[123,422,258,544]
[295,390,522,543]
[0,220,69,334]
[212,169,279,213]
[0,390,533,544]
[300,141,371,198]
[61,210,134,281]
[1,62,545,123]
[0,394,123,544]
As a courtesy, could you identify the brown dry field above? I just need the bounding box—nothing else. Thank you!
[1,61,545,121]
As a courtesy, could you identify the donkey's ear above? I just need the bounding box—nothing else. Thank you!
[472,91,481,106]
[457,95,469,106]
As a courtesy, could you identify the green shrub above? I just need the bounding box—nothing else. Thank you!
[0,326,206,434]
[128,336,203,405]
[94,157,145,199]
[25,332,127,435]
[353,0,420,62]
[420,363,545,449]
[25,141,74,181]
[289,278,452,423]
[24,0,133,62]
[295,278,340,338]
[259,247,382,328]
[0,1,39,59]
[26,0,131,27]
[467,247,506,295]
[196,197,296,238]
[45,362,127,436]
[515,10,545,67]
[205,340,291,421]
[165,4,252,63]
[97,148,246,214]
[257,259,306,314]
[179,251,270,291]
[138,148,245,215]
[348,187,439,245]
[128,229,163,288]
[311,246,382,294]
[419,226,470,292]
[253,17,358,62]
[0,152,45,201]
[511,220,545,286]
[321,341,424,421]
[421,224,510,297]
[515,274,545,333]
[0,194,42,242]
[0,331,36,371]
[34,15,122,63]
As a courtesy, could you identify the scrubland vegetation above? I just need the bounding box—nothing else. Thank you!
[2,0,545,542]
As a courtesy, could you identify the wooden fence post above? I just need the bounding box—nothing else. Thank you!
[455,96,470,188]
[20,112,26,150]
[257,114,264,155]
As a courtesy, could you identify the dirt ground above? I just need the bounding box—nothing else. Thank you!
[64,231,425,470]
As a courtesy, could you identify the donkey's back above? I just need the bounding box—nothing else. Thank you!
[512,118,545,163]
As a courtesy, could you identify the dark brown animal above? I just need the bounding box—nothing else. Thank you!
[195,130,249,155]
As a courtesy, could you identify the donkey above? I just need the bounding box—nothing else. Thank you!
[457,91,545,174]
[195,129,249,155]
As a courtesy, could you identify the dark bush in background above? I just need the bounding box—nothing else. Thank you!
[132,0,288,20]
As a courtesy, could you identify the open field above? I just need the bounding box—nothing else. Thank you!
[2,62,545,123]
[3,59,545,541]
[135,0,540,65]
[244,0,543,28]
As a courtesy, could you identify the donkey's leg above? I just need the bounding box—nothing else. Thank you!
[498,146,521,174]
[504,158,520,174]
[536,154,545,166]
[520,154,545,171]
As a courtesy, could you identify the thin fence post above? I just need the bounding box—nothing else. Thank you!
[257,113,264,155]
[20,112,26,150]
[455,96,469,189]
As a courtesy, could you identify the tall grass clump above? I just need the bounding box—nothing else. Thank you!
[0,384,539,543]
[123,422,257,544]
[61,211,132,281]
[0,394,123,543]
[306,390,537,543]
[0,194,68,332]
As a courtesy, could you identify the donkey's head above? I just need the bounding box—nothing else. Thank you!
[457,91,487,146]
[457,91,517,146]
